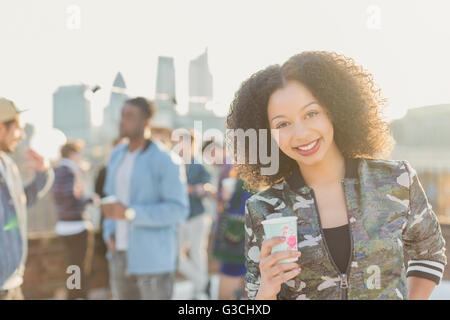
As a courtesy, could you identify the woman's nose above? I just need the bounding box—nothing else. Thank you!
[293,121,310,139]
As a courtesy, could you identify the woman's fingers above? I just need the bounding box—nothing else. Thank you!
[272,267,302,285]
[260,237,285,259]
[266,262,300,278]
[257,241,302,298]
[261,250,301,269]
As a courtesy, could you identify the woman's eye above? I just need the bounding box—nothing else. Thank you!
[276,122,289,129]
[305,111,319,119]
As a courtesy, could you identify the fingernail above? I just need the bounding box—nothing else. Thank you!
[296,251,301,256]
[280,236,286,241]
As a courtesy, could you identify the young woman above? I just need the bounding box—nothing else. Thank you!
[226,51,447,300]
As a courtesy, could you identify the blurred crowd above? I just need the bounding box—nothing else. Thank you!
[0,96,251,300]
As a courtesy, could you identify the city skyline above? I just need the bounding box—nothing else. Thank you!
[1,0,450,131]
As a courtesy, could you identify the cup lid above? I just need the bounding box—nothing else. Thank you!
[261,216,298,225]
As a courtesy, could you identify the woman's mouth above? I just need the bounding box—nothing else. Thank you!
[293,138,321,156]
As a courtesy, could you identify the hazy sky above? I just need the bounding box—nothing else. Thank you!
[1,0,449,131]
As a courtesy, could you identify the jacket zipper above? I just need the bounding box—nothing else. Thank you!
[341,179,355,300]
[309,180,354,300]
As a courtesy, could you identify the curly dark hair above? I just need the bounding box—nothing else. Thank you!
[226,51,395,191]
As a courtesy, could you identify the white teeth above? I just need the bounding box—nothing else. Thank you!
[296,140,318,151]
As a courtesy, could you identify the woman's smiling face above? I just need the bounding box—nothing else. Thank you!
[267,80,336,167]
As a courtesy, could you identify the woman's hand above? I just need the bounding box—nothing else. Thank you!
[407,276,436,300]
[255,236,302,300]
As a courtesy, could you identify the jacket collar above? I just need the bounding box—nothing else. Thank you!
[60,158,81,175]
[121,139,153,154]
[286,157,360,193]
[142,139,153,152]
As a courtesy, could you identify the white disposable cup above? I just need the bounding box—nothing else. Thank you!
[261,216,298,264]
[101,195,118,205]
[221,178,237,201]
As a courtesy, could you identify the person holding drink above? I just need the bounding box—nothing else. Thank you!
[226,51,446,300]
[0,98,54,300]
[101,97,189,300]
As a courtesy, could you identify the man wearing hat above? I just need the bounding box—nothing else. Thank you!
[0,97,54,300]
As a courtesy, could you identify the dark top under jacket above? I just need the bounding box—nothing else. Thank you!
[323,224,351,274]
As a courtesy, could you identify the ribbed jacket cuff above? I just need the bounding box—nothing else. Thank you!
[406,260,445,285]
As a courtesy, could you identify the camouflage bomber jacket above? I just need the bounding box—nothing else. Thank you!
[244,158,447,300]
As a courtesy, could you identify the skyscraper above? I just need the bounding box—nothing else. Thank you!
[53,84,92,142]
[151,53,225,132]
[182,48,224,131]
[153,56,178,128]
[188,48,213,116]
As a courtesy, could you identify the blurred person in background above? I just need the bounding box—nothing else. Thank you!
[174,131,215,300]
[201,139,223,215]
[217,157,233,214]
[51,140,100,300]
[201,139,226,290]
[101,97,189,300]
[151,126,173,149]
[95,138,125,199]
[95,137,125,261]
[212,167,252,300]
[0,98,54,300]
[209,143,233,267]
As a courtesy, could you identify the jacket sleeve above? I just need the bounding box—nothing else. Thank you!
[192,164,211,198]
[129,153,189,228]
[199,164,211,184]
[402,161,447,285]
[25,168,55,208]
[102,218,116,244]
[244,200,263,300]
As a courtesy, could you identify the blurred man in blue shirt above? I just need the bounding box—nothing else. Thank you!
[101,97,189,300]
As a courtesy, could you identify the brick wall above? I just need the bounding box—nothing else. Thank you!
[23,231,110,299]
